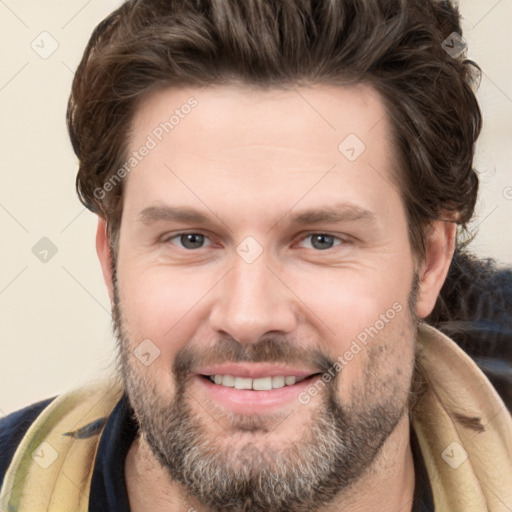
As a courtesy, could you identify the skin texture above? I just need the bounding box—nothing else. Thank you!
[96,84,456,511]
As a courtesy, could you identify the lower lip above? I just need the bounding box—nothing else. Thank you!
[193,374,321,414]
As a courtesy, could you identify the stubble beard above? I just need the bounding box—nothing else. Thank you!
[113,271,419,512]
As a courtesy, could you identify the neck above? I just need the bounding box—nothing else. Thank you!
[125,414,416,512]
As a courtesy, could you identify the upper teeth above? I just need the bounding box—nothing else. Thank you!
[209,375,305,390]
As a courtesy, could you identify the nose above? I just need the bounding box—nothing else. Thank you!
[209,255,297,345]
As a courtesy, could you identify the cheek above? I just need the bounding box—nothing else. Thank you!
[289,269,415,398]
[117,265,211,364]
[291,267,412,344]
[337,307,415,398]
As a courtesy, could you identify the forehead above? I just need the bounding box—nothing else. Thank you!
[129,82,390,156]
[123,83,400,224]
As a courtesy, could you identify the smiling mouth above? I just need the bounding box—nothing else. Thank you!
[200,373,322,390]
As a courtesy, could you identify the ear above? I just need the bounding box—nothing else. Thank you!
[96,216,114,303]
[416,221,457,319]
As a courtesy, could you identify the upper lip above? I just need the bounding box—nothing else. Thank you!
[195,363,321,379]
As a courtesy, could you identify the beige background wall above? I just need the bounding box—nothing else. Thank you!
[1,0,511,415]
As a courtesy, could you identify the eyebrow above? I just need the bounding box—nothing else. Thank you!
[287,204,376,225]
[138,205,211,225]
[137,203,377,227]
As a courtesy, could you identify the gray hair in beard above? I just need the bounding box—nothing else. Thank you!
[112,267,421,512]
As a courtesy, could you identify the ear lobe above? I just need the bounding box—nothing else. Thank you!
[416,221,457,319]
[96,216,114,303]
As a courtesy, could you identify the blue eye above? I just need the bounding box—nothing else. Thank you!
[166,233,211,250]
[298,234,343,250]
[163,232,344,251]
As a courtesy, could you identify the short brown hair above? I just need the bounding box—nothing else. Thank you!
[67,0,481,263]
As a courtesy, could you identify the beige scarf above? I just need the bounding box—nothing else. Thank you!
[1,324,511,511]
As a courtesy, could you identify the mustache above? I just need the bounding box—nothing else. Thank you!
[172,336,336,382]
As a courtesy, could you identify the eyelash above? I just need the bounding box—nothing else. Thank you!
[161,232,347,251]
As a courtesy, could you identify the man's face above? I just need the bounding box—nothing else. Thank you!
[111,84,420,511]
